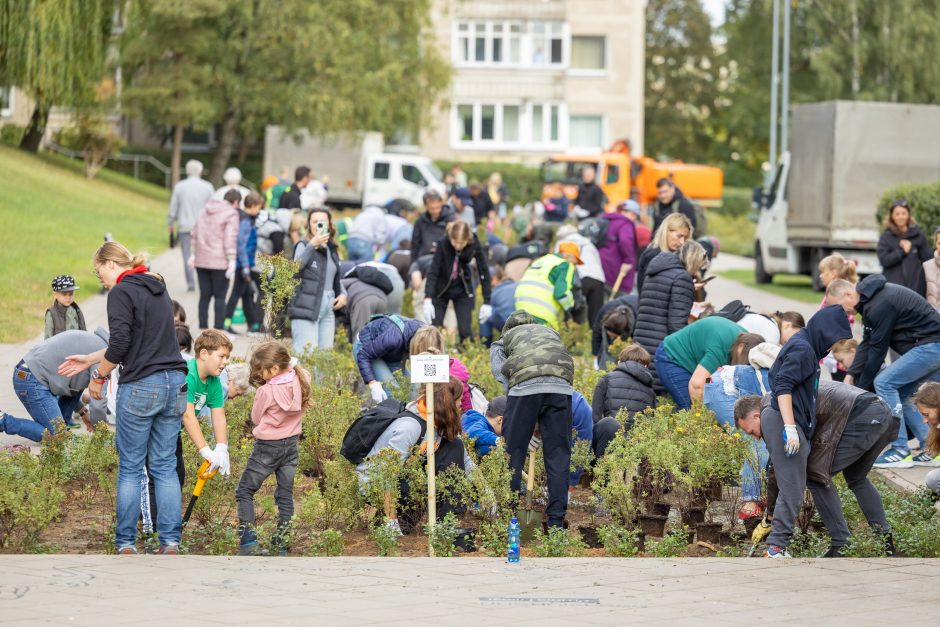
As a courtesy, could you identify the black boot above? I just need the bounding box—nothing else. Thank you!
[884,533,897,557]
[823,544,845,558]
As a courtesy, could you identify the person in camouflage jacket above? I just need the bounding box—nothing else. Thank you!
[490,310,574,528]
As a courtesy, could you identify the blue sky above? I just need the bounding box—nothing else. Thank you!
[702,0,728,25]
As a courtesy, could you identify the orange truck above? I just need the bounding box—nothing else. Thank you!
[540,139,724,212]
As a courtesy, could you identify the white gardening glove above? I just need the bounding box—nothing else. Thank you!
[593,356,600,370]
[369,381,388,403]
[783,424,800,457]
[225,259,236,279]
[213,443,230,476]
[187,255,196,269]
[423,299,436,324]
[478,304,492,325]
[528,435,542,452]
[199,446,218,470]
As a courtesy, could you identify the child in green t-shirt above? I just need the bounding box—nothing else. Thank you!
[182,329,233,475]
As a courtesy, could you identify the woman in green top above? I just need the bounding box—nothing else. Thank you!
[655,316,764,409]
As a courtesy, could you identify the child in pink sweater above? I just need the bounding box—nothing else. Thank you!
[236,341,310,555]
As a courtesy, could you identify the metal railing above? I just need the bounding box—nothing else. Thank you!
[46,141,172,188]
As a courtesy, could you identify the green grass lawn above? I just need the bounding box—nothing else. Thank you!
[707,211,755,257]
[0,145,169,342]
[717,269,822,304]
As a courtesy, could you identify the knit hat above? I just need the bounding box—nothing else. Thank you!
[51,275,80,292]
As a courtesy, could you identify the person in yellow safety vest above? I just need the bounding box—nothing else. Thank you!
[514,242,583,329]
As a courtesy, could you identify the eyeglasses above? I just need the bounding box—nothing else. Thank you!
[93,266,102,280]
[891,198,910,209]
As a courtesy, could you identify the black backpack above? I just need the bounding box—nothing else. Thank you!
[714,299,752,323]
[339,399,425,465]
[578,217,608,247]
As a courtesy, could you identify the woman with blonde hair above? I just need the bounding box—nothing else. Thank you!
[423,221,491,343]
[636,213,693,293]
[60,241,188,554]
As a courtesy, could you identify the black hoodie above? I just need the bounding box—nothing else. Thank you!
[653,187,698,232]
[849,273,940,390]
[410,206,455,260]
[104,273,187,384]
[769,305,852,437]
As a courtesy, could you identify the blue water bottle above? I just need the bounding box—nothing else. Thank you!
[507,517,521,563]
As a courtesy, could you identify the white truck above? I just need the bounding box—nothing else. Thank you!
[754,100,940,290]
[263,128,446,209]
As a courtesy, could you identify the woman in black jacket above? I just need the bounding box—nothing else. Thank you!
[62,241,188,554]
[289,209,347,354]
[877,199,932,297]
[423,221,491,343]
[633,241,707,383]
[635,213,693,294]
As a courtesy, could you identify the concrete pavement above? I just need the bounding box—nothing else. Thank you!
[2,555,938,625]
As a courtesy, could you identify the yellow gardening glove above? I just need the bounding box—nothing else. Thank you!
[751,518,772,544]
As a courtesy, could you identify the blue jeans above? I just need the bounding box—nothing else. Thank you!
[655,345,693,409]
[704,378,769,501]
[291,290,336,354]
[115,370,186,549]
[346,237,374,263]
[352,338,407,395]
[7,362,80,442]
[873,342,940,452]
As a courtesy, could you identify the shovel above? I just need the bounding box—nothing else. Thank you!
[182,460,219,526]
[609,263,631,298]
[519,451,541,544]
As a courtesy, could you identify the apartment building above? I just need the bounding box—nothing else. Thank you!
[421,0,646,164]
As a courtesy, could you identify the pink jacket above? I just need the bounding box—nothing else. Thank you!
[192,199,239,270]
[449,357,472,411]
[250,367,308,440]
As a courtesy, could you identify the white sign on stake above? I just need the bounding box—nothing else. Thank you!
[410,354,450,384]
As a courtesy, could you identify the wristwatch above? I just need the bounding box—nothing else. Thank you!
[91,368,108,384]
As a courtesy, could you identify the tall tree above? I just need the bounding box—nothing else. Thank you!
[0,0,114,151]
[644,0,722,162]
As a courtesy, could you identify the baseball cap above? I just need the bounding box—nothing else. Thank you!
[558,242,584,265]
[619,199,641,215]
[486,396,507,418]
[51,275,80,292]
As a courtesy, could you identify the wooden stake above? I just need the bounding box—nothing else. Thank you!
[426,381,436,556]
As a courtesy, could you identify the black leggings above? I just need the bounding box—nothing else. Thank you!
[432,292,475,343]
[582,277,607,327]
[196,268,229,329]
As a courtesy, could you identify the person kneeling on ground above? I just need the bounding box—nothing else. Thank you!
[759,305,852,558]
[735,380,898,557]
[462,395,507,456]
[355,377,473,535]
[590,345,656,459]
[237,342,312,556]
[591,296,637,370]
[353,314,425,402]
[490,310,575,529]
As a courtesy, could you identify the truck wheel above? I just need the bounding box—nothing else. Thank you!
[755,244,772,284]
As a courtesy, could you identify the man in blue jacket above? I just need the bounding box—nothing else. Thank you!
[828,276,940,468]
[761,305,852,558]
[353,314,425,403]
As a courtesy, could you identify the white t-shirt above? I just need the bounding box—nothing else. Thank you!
[738,313,781,345]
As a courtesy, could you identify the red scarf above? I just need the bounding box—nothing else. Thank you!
[116,265,148,284]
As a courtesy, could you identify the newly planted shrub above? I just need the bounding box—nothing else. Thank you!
[592,432,641,526]
[425,511,460,557]
[371,522,401,557]
[308,529,345,557]
[598,524,640,557]
[532,526,587,557]
[648,527,690,558]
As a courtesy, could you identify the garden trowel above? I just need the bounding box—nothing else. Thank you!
[182,460,219,526]
[519,451,541,543]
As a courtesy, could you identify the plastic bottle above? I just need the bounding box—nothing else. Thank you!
[507,517,521,563]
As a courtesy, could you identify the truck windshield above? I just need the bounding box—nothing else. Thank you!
[427,162,443,183]
[542,160,599,183]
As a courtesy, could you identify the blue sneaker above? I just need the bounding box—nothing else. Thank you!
[874,448,914,469]
[911,451,940,467]
[765,545,791,559]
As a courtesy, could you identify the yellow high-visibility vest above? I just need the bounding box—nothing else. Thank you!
[514,254,572,329]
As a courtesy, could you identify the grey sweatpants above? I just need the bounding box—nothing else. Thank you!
[808,401,897,547]
[763,405,811,549]
[179,231,196,290]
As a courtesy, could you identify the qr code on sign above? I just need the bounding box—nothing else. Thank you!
[423,363,437,377]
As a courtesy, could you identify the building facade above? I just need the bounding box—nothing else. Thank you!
[421,0,646,164]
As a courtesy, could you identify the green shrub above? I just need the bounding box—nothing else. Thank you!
[0,448,64,550]
[788,529,830,558]
[370,521,400,556]
[532,526,587,557]
[648,527,689,558]
[0,124,25,147]
[308,529,345,556]
[425,511,459,557]
[877,181,940,231]
[598,524,640,557]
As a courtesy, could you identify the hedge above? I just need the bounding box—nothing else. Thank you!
[877,181,940,232]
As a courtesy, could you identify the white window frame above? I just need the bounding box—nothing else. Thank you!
[568,35,608,76]
[0,87,13,118]
[568,114,607,150]
[451,20,568,69]
[451,101,567,151]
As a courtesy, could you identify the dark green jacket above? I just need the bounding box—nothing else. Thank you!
[501,312,574,388]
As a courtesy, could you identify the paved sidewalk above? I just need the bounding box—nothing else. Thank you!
[1,556,937,625]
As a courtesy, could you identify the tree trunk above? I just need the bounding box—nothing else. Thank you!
[208,107,240,187]
[20,102,50,153]
[237,132,251,164]
[170,123,184,188]
[850,0,861,97]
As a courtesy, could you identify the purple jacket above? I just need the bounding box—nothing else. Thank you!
[355,315,424,384]
[598,212,637,294]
